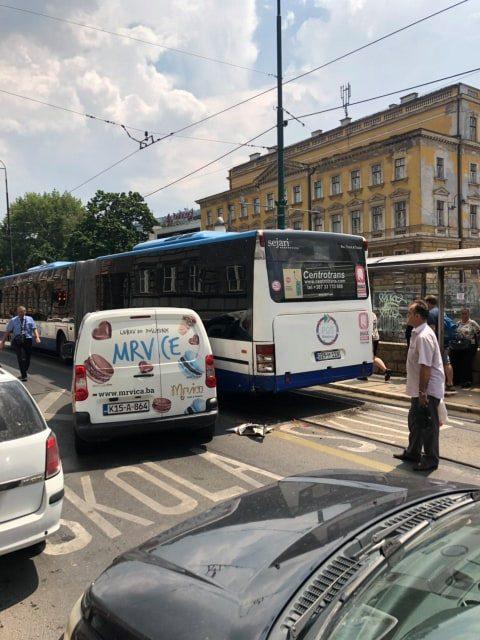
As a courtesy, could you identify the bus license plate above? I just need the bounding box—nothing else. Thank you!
[103,401,150,416]
[315,349,341,362]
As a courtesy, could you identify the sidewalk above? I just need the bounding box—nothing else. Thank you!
[330,375,480,416]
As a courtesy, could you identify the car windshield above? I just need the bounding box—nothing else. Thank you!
[0,380,46,442]
[319,501,480,640]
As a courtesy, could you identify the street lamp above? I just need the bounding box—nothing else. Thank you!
[0,160,14,274]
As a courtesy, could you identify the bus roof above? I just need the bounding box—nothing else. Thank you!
[0,260,74,281]
[98,230,259,259]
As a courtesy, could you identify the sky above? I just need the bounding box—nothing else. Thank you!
[0,0,480,220]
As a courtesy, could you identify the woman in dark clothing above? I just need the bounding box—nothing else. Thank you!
[450,308,480,388]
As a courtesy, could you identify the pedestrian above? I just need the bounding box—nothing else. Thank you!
[0,305,40,381]
[393,299,444,471]
[450,308,480,389]
[372,312,391,381]
[425,295,456,391]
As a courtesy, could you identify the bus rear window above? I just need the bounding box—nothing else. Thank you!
[264,232,368,302]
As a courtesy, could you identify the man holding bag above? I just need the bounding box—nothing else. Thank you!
[0,305,40,381]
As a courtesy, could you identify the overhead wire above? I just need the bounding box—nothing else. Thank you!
[0,2,274,77]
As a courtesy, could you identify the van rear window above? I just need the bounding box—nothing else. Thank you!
[0,381,46,442]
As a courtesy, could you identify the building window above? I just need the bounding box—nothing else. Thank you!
[470,204,478,230]
[227,204,236,223]
[163,266,176,293]
[350,169,361,191]
[372,206,383,232]
[240,201,248,218]
[436,157,445,179]
[311,212,323,231]
[331,175,341,195]
[313,180,323,199]
[253,197,260,215]
[470,163,478,184]
[371,251,383,257]
[137,268,155,294]
[394,201,407,229]
[469,115,477,141]
[331,214,342,233]
[226,265,245,292]
[206,210,212,226]
[371,163,382,185]
[293,185,301,204]
[394,157,406,180]
[351,210,361,234]
[266,193,274,210]
[394,250,407,255]
[189,264,203,293]
[293,220,302,230]
[436,200,446,227]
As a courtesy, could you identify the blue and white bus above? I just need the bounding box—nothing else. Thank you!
[0,230,373,392]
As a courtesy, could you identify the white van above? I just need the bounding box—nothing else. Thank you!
[72,308,218,453]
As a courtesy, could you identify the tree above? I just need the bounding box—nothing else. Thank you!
[67,190,156,260]
[0,190,85,275]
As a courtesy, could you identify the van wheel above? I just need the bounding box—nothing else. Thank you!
[194,423,215,443]
[74,431,95,455]
[57,333,70,364]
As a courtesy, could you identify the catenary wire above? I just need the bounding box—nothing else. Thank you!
[142,126,276,198]
[68,0,473,192]
[0,2,274,77]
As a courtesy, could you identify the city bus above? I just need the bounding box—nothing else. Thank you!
[0,230,373,393]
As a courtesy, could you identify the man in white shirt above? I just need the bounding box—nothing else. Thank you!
[393,300,445,471]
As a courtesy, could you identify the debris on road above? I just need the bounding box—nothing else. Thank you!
[228,423,273,439]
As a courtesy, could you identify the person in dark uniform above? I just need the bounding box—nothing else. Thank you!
[0,306,41,381]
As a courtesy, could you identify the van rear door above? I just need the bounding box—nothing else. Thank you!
[83,309,163,424]
[156,310,209,418]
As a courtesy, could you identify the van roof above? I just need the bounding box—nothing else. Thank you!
[83,307,201,321]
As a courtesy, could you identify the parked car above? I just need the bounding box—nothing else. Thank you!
[72,307,218,454]
[0,366,63,556]
[65,469,480,640]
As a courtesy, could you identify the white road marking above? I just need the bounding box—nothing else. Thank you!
[338,415,407,435]
[105,466,198,515]
[191,449,282,487]
[325,419,406,442]
[44,518,92,556]
[144,461,245,503]
[38,390,68,413]
[282,424,377,453]
[65,476,153,539]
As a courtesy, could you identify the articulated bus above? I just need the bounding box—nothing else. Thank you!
[0,230,373,393]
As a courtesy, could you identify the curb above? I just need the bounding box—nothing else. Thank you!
[331,382,480,416]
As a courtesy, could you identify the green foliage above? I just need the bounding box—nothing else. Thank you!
[67,191,156,261]
[0,190,85,275]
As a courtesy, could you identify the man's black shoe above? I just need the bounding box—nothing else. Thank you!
[20,376,27,382]
[413,461,438,472]
[393,451,420,463]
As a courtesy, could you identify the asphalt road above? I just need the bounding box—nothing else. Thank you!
[1,348,480,640]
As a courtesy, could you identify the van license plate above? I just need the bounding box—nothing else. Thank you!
[103,401,150,416]
[315,349,341,362]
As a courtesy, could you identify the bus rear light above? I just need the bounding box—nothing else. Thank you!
[74,365,89,402]
[45,433,61,479]
[258,231,265,247]
[205,354,216,388]
[256,344,275,373]
[362,237,368,252]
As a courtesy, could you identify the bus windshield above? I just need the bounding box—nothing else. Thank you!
[264,232,368,303]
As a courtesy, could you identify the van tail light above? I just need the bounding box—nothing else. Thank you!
[205,354,216,388]
[362,237,368,253]
[256,344,275,373]
[74,364,89,402]
[45,433,61,479]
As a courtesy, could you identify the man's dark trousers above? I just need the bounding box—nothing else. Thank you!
[13,337,33,378]
[407,396,440,466]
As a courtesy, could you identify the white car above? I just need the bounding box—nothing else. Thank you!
[0,366,63,556]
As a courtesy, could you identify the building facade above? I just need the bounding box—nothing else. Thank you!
[197,84,480,256]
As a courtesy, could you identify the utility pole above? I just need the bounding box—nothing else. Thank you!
[0,160,14,274]
[276,0,286,230]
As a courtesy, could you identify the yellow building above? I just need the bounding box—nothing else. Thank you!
[197,83,480,256]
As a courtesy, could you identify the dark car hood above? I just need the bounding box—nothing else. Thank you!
[88,470,474,640]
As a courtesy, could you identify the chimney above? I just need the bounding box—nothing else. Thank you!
[389,103,398,109]
[311,129,323,137]
[400,92,418,104]
[340,116,352,126]
[249,152,261,161]
[267,145,277,153]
